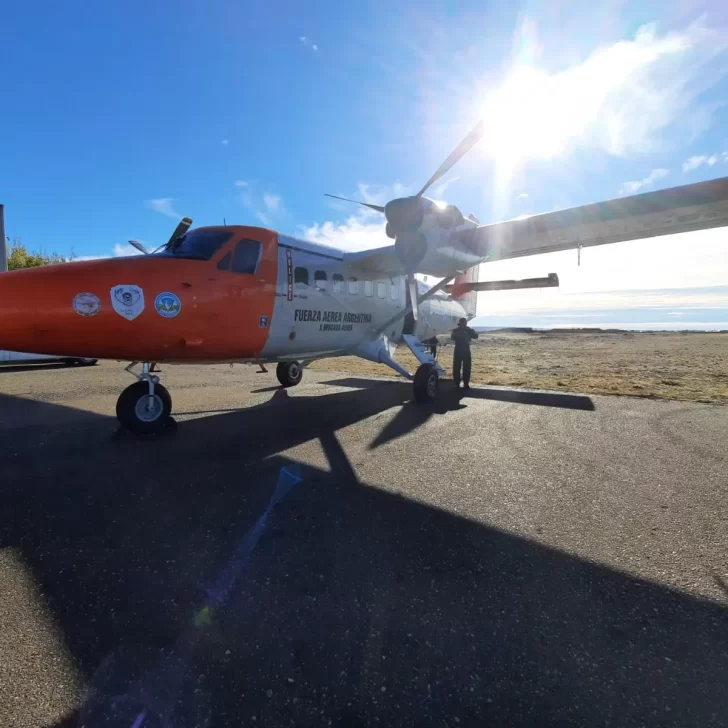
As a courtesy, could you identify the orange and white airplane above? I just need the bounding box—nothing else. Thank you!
[2,121,728,433]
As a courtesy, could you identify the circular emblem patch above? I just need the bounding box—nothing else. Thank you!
[154,292,182,318]
[72,292,101,317]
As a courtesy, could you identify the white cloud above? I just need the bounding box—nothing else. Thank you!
[619,168,668,195]
[470,225,728,317]
[682,152,727,171]
[518,193,529,199]
[263,193,282,213]
[113,243,140,257]
[303,215,389,251]
[235,181,284,226]
[299,35,319,52]
[431,176,460,200]
[304,183,411,251]
[221,139,229,145]
[478,19,728,166]
[144,198,181,220]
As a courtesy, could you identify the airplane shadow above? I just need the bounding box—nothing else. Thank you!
[317,378,595,450]
[0,388,725,727]
[320,377,596,411]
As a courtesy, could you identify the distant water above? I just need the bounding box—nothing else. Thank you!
[474,323,728,332]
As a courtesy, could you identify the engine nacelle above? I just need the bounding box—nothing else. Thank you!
[390,197,483,276]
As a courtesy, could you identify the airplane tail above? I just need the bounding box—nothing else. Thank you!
[452,265,479,319]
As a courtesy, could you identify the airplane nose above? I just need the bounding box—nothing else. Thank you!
[0,265,102,357]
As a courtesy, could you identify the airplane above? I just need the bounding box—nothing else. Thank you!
[2,119,728,434]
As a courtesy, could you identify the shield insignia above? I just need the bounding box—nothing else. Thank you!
[110,285,145,321]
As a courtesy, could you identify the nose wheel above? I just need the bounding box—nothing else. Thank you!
[117,363,172,434]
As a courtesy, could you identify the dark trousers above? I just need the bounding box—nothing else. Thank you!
[453,350,471,385]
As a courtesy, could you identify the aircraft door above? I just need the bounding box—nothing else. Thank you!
[206,228,278,359]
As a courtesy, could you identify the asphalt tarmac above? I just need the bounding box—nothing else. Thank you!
[0,361,726,728]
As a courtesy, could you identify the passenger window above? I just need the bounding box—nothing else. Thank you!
[217,251,232,271]
[390,281,398,299]
[315,270,327,290]
[377,281,386,298]
[295,267,309,286]
[364,280,374,297]
[348,277,359,295]
[333,273,344,294]
[231,240,262,274]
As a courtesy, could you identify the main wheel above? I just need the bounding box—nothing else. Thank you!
[116,381,172,434]
[276,361,303,387]
[65,357,98,366]
[413,363,438,404]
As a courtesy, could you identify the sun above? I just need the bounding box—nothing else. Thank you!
[478,64,603,174]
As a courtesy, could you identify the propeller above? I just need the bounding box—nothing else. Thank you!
[414,119,485,198]
[128,217,193,256]
[324,120,486,319]
[165,217,193,247]
[324,194,384,213]
[128,240,150,255]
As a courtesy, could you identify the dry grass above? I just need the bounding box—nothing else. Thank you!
[309,332,728,404]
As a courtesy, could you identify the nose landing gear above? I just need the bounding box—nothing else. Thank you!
[117,362,172,434]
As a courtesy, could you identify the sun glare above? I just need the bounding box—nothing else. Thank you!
[477,22,702,173]
[480,65,594,171]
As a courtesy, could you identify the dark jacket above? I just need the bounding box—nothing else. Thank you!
[450,326,478,353]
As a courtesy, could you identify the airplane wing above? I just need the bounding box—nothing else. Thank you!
[467,176,728,262]
[341,246,402,277]
[338,176,728,277]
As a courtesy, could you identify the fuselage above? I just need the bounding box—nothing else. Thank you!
[0,226,466,364]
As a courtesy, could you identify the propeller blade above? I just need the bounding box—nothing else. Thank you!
[165,217,193,248]
[324,194,385,213]
[416,119,485,198]
[128,240,150,255]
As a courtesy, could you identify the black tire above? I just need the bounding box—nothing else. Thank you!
[64,358,98,367]
[116,381,172,434]
[276,361,303,387]
[413,363,438,404]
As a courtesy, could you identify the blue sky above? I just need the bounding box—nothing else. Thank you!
[1,0,727,328]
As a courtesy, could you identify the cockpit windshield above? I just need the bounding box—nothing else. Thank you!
[155,229,234,260]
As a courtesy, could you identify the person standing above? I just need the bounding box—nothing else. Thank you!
[426,336,438,360]
[450,318,478,389]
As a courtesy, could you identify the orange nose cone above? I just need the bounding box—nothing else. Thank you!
[0,263,97,357]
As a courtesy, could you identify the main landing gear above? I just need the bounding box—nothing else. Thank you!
[413,363,439,403]
[117,362,172,434]
[276,360,303,388]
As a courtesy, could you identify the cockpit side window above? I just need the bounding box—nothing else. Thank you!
[231,240,262,274]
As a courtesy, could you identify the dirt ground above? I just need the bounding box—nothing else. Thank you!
[310,332,728,404]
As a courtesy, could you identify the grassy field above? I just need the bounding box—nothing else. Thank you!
[309,332,728,404]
